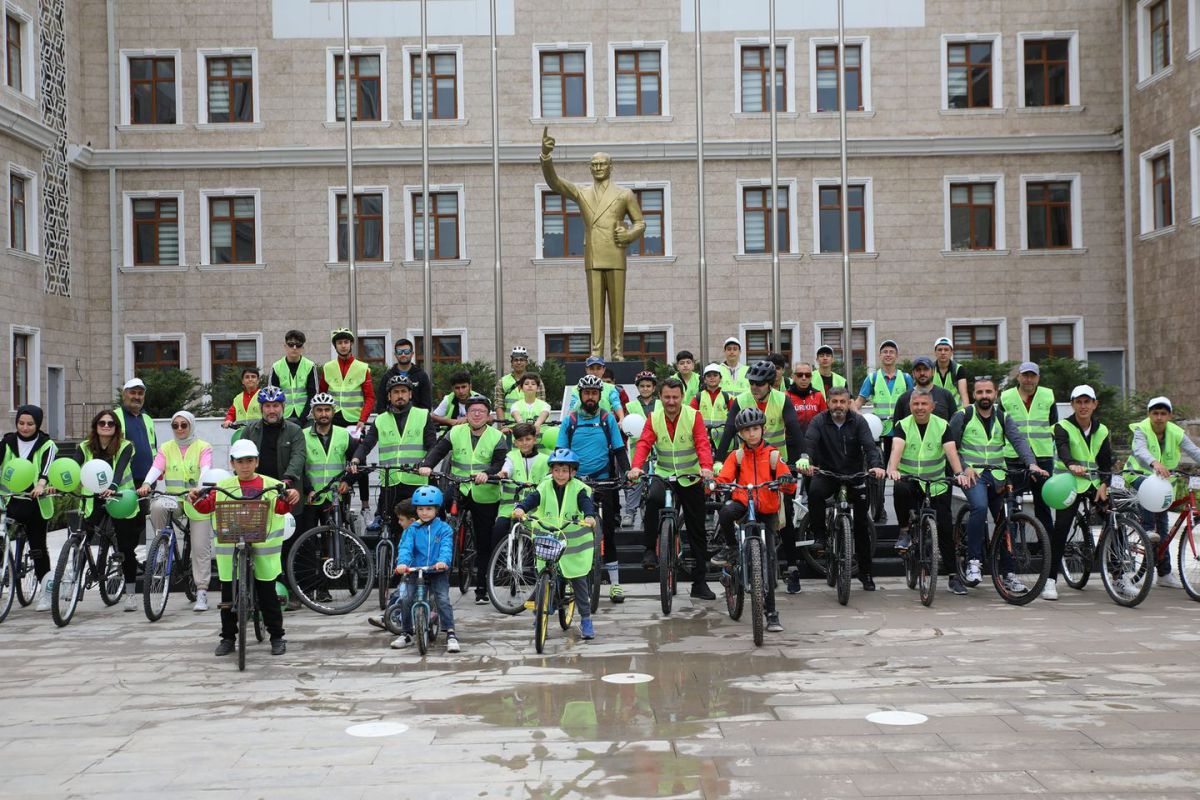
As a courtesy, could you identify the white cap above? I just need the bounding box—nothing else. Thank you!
[229,440,260,459]
[1069,384,1097,400]
[723,337,742,349]
[122,378,146,391]
[702,362,722,376]
[933,337,953,349]
[1147,395,1173,411]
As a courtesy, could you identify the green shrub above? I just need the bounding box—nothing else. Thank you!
[120,369,206,418]
[431,360,499,403]
[197,368,250,417]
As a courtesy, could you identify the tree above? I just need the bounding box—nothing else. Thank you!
[127,369,206,417]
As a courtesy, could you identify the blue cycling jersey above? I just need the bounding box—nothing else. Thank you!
[556,409,624,478]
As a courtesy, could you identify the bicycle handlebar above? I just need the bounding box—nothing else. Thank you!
[519,514,586,535]
[812,470,870,481]
[711,477,796,492]
[196,484,283,501]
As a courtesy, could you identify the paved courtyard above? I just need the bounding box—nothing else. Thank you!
[3,568,1200,799]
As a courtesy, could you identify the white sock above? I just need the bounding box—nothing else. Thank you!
[606,562,620,585]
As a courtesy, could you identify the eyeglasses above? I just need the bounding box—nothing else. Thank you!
[395,348,413,354]
[794,372,812,378]
[286,341,304,348]
[97,420,116,428]
[170,422,190,430]
[973,375,993,382]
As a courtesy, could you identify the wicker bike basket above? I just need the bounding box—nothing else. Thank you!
[533,534,566,563]
[214,500,271,544]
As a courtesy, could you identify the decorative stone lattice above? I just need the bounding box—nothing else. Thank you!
[39,0,70,297]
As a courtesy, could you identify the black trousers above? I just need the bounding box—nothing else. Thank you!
[593,487,619,565]
[641,479,709,581]
[220,578,285,641]
[459,492,499,593]
[893,479,955,574]
[334,412,370,504]
[1051,487,1094,581]
[85,505,142,584]
[378,483,418,526]
[8,497,50,579]
[808,475,874,576]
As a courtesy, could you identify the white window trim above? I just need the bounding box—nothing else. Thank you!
[606,41,671,118]
[940,34,1004,111]
[1018,173,1083,250]
[122,190,186,269]
[811,321,877,369]
[195,47,261,125]
[1190,0,1200,58]
[119,49,184,127]
[325,46,388,124]
[942,174,1007,252]
[807,36,871,114]
[1022,317,1084,361]
[200,332,263,385]
[536,326,589,364]
[535,325,672,368]
[620,180,672,257]
[401,44,465,123]
[1138,140,1175,235]
[332,328,394,363]
[1189,126,1200,221]
[737,321,801,365]
[1136,0,1174,84]
[1015,31,1080,108]
[6,162,38,255]
[733,37,797,114]
[531,42,595,122]
[736,178,799,256]
[811,177,875,255]
[402,183,467,263]
[2,4,35,99]
[327,185,391,265]
[945,318,1009,363]
[404,327,470,362]
[9,323,39,410]
[198,188,264,268]
[124,333,188,381]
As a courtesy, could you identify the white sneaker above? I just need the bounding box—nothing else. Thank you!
[1117,576,1140,597]
[1003,573,1028,593]
[390,634,413,649]
[36,580,53,612]
[966,560,982,583]
[1146,529,1161,545]
[446,634,461,654]
[1158,571,1183,589]
[124,594,139,612]
[1041,579,1059,601]
[193,590,208,612]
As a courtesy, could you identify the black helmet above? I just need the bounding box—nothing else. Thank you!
[464,393,492,412]
[577,374,605,391]
[386,374,412,392]
[746,360,776,384]
[735,406,767,431]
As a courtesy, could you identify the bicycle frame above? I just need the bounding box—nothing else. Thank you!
[1157,474,1199,567]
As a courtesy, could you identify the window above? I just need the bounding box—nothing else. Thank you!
[334,191,386,262]
[8,172,24,251]
[818,326,869,368]
[630,188,664,256]
[1022,39,1069,107]
[539,50,588,118]
[11,330,28,406]
[206,194,257,265]
[544,332,591,364]
[941,35,1002,110]
[131,197,180,266]
[1150,0,1171,73]
[739,44,787,113]
[356,336,387,367]
[1139,142,1175,234]
[952,324,999,360]
[412,335,463,365]
[411,51,458,120]
[1028,323,1075,361]
[541,191,585,257]
[133,340,181,373]
[1191,0,1200,57]
[745,329,794,365]
[815,44,861,112]
[209,339,258,382]
[200,52,256,124]
[1024,181,1072,249]
[1191,126,1200,221]
[128,56,178,125]
[5,14,20,92]
[622,331,668,363]
[815,182,869,253]
[411,191,461,261]
[949,182,997,250]
[614,49,661,116]
[332,51,383,122]
[742,186,789,254]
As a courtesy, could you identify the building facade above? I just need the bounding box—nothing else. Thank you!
[1,0,1196,430]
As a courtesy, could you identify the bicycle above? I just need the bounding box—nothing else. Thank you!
[437,472,490,596]
[285,472,373,615]
[0,491,37,623]
[898,477,951,607]
[142,490,198,621]
[1059,471,1153,607]
[1142,469,1200,602]
[50,494,127,627]
[810,471,870,606]
[525,515,584,654]
[714,476,793,647]
[639,471,685,616]
[486,479,539,615]
[383,566,443,656]
[579,476,625,613]
[366,465,424,611]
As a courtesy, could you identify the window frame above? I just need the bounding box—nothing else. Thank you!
[325,46,388,124]
[9,324,38,410]
[538,325,672,368]
[403,183,467,263]
[534,183,586,260]
[627,184,668,257]
[3,5,33,99]
[122,190,186,269]
[808,36,871,114]
[402,44,465,123]
[1138,141,1175,235]
[942,175,1007,253]
[1016,32,1080,108]
[811,322,874,370]
[607,41,670,119]
[945,318,1009,362]
[736,178,799,256]
[1190,126,1200,222]
[1136,0,1175,83]
[327,185,390,265]
[1018,173,1083,251]
[6,162,37,256]
[200,332,262,385]
[196,47,260,126]
[811,177,874,255]
[733,37,795,115]
[119,49,184,128]
[406,327,470,364]
[1190,0,1200,58]
[940,34,1003,111]
[124,333,188,380]
[738,322,799,367]
[199,188,263,268]
[531,43,594,122]
[1023,317,1084,362]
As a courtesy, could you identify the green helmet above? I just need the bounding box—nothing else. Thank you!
[1041,473,1078,510]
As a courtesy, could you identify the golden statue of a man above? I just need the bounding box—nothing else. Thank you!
[540,127,645,360]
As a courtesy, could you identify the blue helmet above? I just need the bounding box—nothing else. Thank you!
[257,386,286,404]
[547,448,579,467]
[412,485,444,508]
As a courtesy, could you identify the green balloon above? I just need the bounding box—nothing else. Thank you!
[1041,472,1078,510]
[1,457,36,492]
[541,424,559,453]
[47,457,81,492]
[104,489,140,519]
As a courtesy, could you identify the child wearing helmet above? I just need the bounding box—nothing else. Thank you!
[512,448,599,639]
[366,500,417,630]
[222,367,262,427]
[566,357,626,420]
[391,485,460,653]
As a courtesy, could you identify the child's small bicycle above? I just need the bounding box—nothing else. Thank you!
[526,515,585,654]
[384,566,442,655]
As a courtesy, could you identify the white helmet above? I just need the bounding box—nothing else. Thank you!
[510,346,529,359]
[1137,475,1174,513]
[702,362,722,376]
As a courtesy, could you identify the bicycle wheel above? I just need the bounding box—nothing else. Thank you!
[799,535,830,579]
[917,514,938,607]
[824,510,837,588]
[723,559,744,621]
[836,513,853,607]
[558,577,576,630]
[532,573,551,654]
[1178,523,1200,601]
[376,539,395,611]
[51,536,84,627]
[456,519,475,596]
[989,512,1050,606]
[0,544,13,623]
[1099,517,1153,608]
[904,547,918,590]
[385,599,406,635]
[14,534,39,606]
[96,538,125,606]
[488,530,536,616]
[142,533,172,622]
[1061,514,1093,590]
[953,504,976,586]
[178,532,197,602]
[286,525,373,614]
[414,603,430,655]
[747,536,765,647]
[237,550,251,671]
[659,514,676,616]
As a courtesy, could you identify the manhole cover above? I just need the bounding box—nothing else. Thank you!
[866,710,928,726]
[601,673,654,685]
[346,722,410,737]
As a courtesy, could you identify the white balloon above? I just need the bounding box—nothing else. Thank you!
[80,459,113,494]
[620,414,646,440]
[282,512,297,540]
[861,413,884,442]
[346,425,362,441]
[1137,475,1174,513]
[200,468,232,486]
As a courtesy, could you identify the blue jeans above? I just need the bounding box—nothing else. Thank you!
[964,471,1004,562]
[397,572,454,634]
[1131,476,1172,573]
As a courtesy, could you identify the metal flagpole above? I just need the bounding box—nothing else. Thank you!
[768,0,781,356]
[490,0,504,374]
[420,0,433,370]
[340,0,357,335]
[837,0,853,388]
[694,0,709,364]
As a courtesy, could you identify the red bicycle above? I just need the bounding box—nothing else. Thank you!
[1151,469,1200,600]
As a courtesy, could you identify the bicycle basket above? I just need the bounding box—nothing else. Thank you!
[214,500,271,544]
[534,534,566,563]
[1109,488,1139,512]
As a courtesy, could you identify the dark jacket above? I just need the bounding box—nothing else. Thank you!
[237,418,306,489]
[716,395,805,463]
[894,386,956,424]
[375,363,433,413]
[800,410,883,476]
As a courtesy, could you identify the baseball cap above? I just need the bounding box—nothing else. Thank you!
[815,345,835,357]
[912,356,934,369]
[702,362,722,376]
[1147,396,1173,411]
[1018,361,1040,375]
[933,337,953,349]
[229,440,260,459]
[723,337,743,349]
[122,378,146,391]
[1070,385,1097,400]
[584,355,605,367]
[879,339,899,352]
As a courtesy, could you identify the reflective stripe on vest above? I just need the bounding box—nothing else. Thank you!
[1054,419,1109,492]
[212,474,286,582]
[697,390,729,423]
[650,406,702,485]
[449,424,502,503]
[959,408,1006,477]
[719,364,749,394]
[322,359,370,420]
[271,357,316,418]
[534,476,593,579]
[1124,418,1184,479]
[735,389,788,461]
[869,371,908,435]
[499,452,550,516]
[897,415,950,496]
[374,408,430,487]
[162,438,213,520]
[1000,386,1055,459]
[233,392,262,422]
[303,426,351,503]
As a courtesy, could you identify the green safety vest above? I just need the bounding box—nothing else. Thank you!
[510,398,550,423]
[303,426,351,504]
[322,359,370,421]
[499,452,549,516]
[735,389,789,461]
[867,370,908,436]
[1054,419,1109,493]
[232,392,262,422]
[533,476,593,580]
[999,386,1056,460]
[500,373,527,409]
[161,438,213,521]
[897,415,950,497]
[113,407,156,454]
[650,406,702,486]
[271,356,316,418]
[373,408,429,487]
[672,372,700,403]
[1,438,55,519]
[449,424,502,503]
[1124,418,1185,481]
[718,364,750,395]
[958,407,1006,480]
[78,440,137,518]
[697,389,731,424]
[626,398,661,418]
[439,393,467,420]
[212,474,286,582]
[933,362,961,410]
[811,371,847,397]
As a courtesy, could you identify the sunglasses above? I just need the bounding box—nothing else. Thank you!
[97,420,116,428]
[750,380,770,387]
[972,375,993,382]
[395,348,413,354]
[171,422,191,430]
[794,372,812,378]
[286,341,304,348]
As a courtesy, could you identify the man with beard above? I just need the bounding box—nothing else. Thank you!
[300,394,352,539]
[894,356,956,423]
[948,377,1046,594]
[375,338,433,412]
[114,377,157,538]
[352,374,436,515]
[796,387,885,590]
[235,387,305,507]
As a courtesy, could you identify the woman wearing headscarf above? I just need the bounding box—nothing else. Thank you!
[1,405,57,611]
[137,411,214,612]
